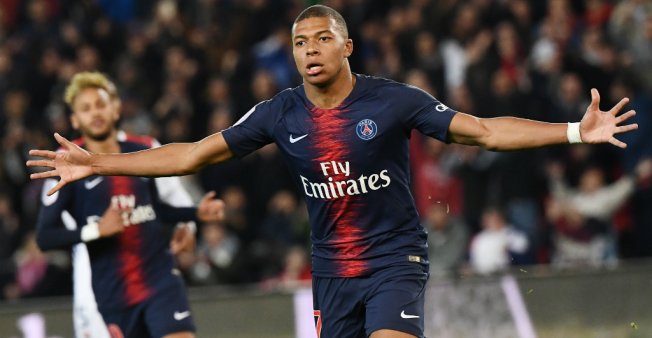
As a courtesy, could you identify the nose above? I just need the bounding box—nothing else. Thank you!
[306,41,319,56]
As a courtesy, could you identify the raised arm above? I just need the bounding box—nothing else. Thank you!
[28,132,234,195]
[448,89,637,151]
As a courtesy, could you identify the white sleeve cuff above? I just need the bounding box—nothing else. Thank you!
[178,222,197,234]
[81,223,101,242]
[567,122,583,144]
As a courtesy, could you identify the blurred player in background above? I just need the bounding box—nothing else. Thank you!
[35,72,225,338]
[28,5,638,338]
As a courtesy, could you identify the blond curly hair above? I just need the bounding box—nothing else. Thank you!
[63,71,118,106]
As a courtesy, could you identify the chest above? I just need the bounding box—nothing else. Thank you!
[74,176,154,214]
[274,100,406,172]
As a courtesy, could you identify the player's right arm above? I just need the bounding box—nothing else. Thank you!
[36,180,127,250]
[28,132,234,196]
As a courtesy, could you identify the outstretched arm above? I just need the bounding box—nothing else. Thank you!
[448,89,637,151]
[28,132,234,195]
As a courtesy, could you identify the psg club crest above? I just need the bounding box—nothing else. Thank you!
[356,119,377,140]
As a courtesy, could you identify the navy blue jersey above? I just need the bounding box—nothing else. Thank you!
[36,133,197,312]
[222,74,457,277]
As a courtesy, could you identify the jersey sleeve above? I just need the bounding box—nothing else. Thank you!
[221,100,276,158]
[145,139,199,225]
[35,179,82,250]
[150,177,198,224]
[399,85,457,142]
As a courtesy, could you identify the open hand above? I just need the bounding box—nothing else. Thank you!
[580,89,638,148]
[196,191,225,223]
[27,133,94,195]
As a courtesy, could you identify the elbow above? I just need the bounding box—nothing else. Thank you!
[476,129,501,151]
[481,139,501,152]
[468,118,502,151]
[176,161,199,176]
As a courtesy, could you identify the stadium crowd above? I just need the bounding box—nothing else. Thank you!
[1,0,651,300]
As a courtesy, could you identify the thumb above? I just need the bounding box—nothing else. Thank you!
[202,191,216,201]
[589,88,600,110]
[170,240,181,254]
[54,132,73,150]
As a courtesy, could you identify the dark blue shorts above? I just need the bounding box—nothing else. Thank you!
[312,263,428,338]
[101,279,195,338]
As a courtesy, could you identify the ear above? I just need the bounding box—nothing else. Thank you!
[70,113,80,130]
[112,99,122,121]
[344,38,353,58]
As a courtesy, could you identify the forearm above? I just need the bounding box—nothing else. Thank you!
[479,117,570,150]
[156,204,199,224]
[36,227,83,250]
[92,143,198,177]
[92,133,232,177]
[451,115,569,151]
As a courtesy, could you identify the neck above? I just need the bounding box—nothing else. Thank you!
[83,130,120,154]
[304,63,355,109]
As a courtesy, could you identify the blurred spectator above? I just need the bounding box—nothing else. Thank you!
[410,135,463,217]
[3,232,70,300]
[220,186,251,241]
[424,202,469,278]
[259,190,308,246]
[253,25,297,89]
[551,73,588,122]
[545,160,649,268]
[251,190,309,282]
[189,223,242,285]
[0,193,21,261]
[469,207,529,275]
[261,245,311,291]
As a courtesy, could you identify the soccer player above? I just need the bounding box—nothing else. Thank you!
[35,72,225,338]
[28,6,637,338]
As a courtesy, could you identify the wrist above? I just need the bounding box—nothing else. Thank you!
[178,222,197,234]
[567,122,583,144]
[80,223,101,242]
[89,153,100,175]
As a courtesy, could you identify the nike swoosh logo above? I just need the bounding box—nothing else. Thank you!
[289,134,308,143]
[400,310,419,319]
[84,177,103,190]
[174,311,191,321]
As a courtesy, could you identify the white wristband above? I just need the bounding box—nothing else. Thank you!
[81,223,101,242]
[177,222,197,234]
[567,122,583,144]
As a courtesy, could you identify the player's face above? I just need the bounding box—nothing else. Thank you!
[70,87,119,141]
[292,17,352,87]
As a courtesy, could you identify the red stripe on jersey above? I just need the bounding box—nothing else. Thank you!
[56,138,85,152]
[124,133,155,148]
[310,106,369,277]
[112,176,151,305]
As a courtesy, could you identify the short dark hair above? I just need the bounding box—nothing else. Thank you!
[294,5,348,38]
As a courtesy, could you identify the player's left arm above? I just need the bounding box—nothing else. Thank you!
[150,177,225,225]
[448,89,638,151]
[149,175,224,253]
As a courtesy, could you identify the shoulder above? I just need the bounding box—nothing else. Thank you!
[117,131,157,150]
[234,87,302,125]
[358,74,429,98]
[269,86,304,111]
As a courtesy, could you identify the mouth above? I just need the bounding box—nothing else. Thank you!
[306,63,323,76]
[91,119,106,128]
